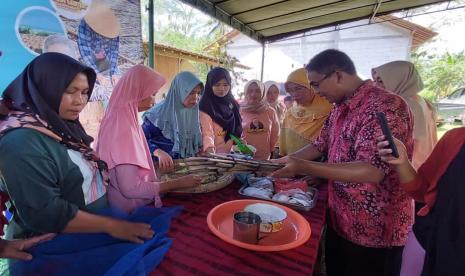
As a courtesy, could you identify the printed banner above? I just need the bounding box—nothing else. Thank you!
[0,0,144,97]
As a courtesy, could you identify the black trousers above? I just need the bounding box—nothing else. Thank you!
[325,226,403,276]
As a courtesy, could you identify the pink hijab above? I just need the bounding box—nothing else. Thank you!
[96,65,166,180]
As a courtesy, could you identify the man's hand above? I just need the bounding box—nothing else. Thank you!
[271,156,306,178]
[0,233,55,260]
[270,155,291,164]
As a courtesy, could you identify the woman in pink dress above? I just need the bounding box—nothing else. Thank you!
[97,65,201,213]
[240,80,280,160]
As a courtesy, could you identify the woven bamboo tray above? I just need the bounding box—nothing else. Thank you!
[157,154,284,194]
[166,173,235,193]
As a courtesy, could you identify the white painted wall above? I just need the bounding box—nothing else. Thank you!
[227,19,414,95]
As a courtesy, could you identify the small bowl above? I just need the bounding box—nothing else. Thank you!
[244,203,287,233]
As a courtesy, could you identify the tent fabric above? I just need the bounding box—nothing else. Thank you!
[178,0,447,43]
[9,206,182,276]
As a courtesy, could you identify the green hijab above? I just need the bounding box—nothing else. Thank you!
[143,71,203,158]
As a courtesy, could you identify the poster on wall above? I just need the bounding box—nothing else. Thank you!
[0,0,144,97]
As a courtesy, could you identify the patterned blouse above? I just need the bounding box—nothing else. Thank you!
[77,20,119,76]
[312,80,414,247]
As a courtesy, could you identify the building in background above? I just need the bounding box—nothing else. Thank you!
[143,42,250,102]
[210,15,436,94]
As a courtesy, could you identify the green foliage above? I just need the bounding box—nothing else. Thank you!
[157,31,202,51]
[412,50,465,102]
[140,0,245,88]
[141,0,220,51]
[35,31,52,37]
[18,25,31,34]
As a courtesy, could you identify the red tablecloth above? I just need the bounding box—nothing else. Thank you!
[153,181,328,276]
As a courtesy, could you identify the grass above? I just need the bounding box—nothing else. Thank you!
[437,122,463,139]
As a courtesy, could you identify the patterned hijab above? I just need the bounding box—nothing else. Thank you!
[199,67,242,141]
[144,71,203,158]
[241,80,267,114]
[0,53,107,203]
[0,52,96,148]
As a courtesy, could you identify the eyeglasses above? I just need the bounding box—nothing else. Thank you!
[309,71,335,90]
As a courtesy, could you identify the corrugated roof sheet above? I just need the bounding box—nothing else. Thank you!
[178,0,448,43]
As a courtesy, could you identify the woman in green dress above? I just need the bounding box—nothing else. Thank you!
[0,53,177,274]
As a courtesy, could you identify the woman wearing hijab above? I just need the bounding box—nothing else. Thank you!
[0,52,152,241]
[240,80,280,160]
[142,71,204,171]
[280,68,333,156]
[264,81,286,125]
[0,53,179,274]
[377,127,465,276]
[96,65,201,214]
[283,95,294,109]
[199,67,242,154]
[372,61,437,169]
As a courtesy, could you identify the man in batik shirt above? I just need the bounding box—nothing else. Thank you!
[273,49,413,276]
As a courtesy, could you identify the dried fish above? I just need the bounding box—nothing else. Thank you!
[159,154,284,180]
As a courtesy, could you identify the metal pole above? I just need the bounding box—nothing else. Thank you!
[260,42,265,81]
[148,0,154,68]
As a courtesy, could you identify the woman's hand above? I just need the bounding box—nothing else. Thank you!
[96,74,109,86]
[204,147,215,155]
[105,219,154,244]
[154,149,175,172]
[111,75,120,86]
[376,135,409,166]
[0,233,55,260]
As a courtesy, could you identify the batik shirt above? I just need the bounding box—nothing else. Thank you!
[312,80,414,247]
[77,20,119,76]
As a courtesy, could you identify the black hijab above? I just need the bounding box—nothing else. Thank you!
[199,67,242,142]
[2,52,96,146]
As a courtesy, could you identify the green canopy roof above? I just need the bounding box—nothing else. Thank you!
[178,0,448,43]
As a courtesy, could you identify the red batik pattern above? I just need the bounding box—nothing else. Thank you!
[313,81,414,247]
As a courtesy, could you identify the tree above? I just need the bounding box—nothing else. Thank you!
[140,0,244,87]
[141,0,223,52]
[412,50,465,102]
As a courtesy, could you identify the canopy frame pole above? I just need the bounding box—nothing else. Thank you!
[370,0,383,23]
[148,0,155,68]
[260,42,265,81]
